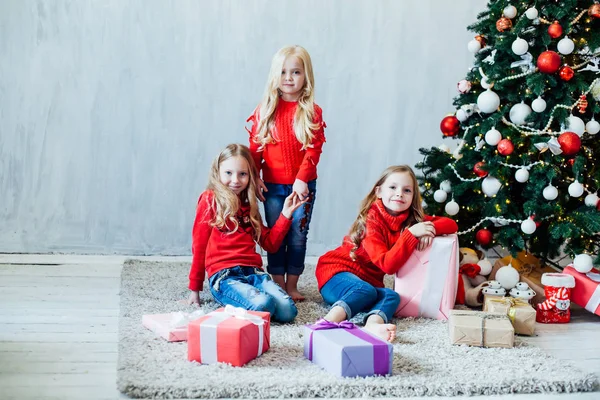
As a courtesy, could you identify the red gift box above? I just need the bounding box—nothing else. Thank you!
[564,266,600,317]
[188,306,270,367]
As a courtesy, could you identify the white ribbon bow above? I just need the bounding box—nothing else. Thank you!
[170,309,206,328]
[223,305,265,325]
[534,137,563,155]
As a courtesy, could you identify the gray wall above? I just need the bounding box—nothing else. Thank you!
[0,0,483,255]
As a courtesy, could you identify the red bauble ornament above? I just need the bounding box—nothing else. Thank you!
[589,3,600,18]
[473,161,488,177]
[496,17,513,32]
[559,65,574,81]
[497,139,514,156]
[537,51,562,74]
[557,131,581,156]
[475,229,493,246]
[567,158,575,167]
[440,116,460,137]
[548,21,563,39]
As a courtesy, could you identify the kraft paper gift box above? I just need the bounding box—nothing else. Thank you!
[490,252,557,306]
[448,309,514,348]
[304,320,393,378]
[394,234,460,320]
[188,305,270,367]
[564,266,600,317]
[483,295,536,336]
[142,310,206,342]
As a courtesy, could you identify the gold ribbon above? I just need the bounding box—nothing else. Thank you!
[486,297,529,324]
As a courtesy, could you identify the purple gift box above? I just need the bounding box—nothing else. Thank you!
[303,320,393,378]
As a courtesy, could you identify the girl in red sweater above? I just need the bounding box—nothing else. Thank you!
[247,45,326,301]
[315,165,458,341]
[187,144,306,322]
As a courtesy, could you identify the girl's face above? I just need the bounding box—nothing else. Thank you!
[279,56,305,101]
[219,156,250,195]
[376,172,414,215]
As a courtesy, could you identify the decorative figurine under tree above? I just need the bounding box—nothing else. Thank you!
[417,0,600,265]
[536,273,576,323]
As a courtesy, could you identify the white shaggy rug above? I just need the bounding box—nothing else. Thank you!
[117,260,598,398]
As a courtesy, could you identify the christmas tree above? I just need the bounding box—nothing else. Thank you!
[417,0,600,266]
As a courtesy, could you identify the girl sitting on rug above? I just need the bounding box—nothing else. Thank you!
[187,143,306,322]
[315,165,458,341]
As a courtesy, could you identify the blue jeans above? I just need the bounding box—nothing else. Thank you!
[208,266,298,323]
[320,272,400,324]
[263,179,317,276]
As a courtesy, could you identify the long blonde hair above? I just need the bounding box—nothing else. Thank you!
[206,144,262,241]
[253,45,319,150]
[348,165,425,260]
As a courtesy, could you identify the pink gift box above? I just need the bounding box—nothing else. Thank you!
[142,311,205,342]
[394,234,459,320]
[564,266,600,317]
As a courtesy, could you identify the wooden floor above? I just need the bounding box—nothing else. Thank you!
[1,254,599,400]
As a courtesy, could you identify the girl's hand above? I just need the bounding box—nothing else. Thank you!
[408,221,436,238]
[188,291,201,306]
[417,235,433,251]
[256,179,268,202]
[292,179,309,201]
[282,192,308,219]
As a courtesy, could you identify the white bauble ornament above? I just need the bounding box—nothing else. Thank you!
[482,176,502,197]
[557,37,575,55]
[504,5,518,19]
[445,200,460,216]
[585,193,599,207]
[521,218,537,235]
[511,37,529,55]
[532,97,547,113]
[485,127,502,146]
[568,181,584,197]
[433,189,448,203]
[525,7,538,19]
[477,258,493,276]
[515,168,529,183]
[543,184,558,200]
[477,89,500,114]
[509,102,532,125]
[496,265,520,289]
[586,118,600,135]
[438,144,451,153]
[440,180,452,193]
[480,76,492,89]
[468,39,482,53]
[573,254,593,273]
[457,80,472,93]
[567,115,585,136]
[456,109,468,122]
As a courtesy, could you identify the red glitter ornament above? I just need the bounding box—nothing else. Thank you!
[497,139,514,156]
[473,161,488,177]
[475,229,493,246]
[440,116,460,137]
[559,65,574,81]
[557,132,581,156]
[537,51,562,74]
[548,21,563,39]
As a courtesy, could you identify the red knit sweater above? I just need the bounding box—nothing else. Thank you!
[315,200,458,290]
[247,100,326,184]
[189,190,292,291]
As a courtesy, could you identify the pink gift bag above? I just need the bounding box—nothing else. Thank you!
[394,234,459,320]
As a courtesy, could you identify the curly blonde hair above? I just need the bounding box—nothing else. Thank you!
[348,165,424,260]
[206,144,263,241]
[253,45,319,150]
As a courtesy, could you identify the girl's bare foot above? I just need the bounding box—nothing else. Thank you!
[285,274,305,301]
[287,290,305,302]
[363,322,397,342]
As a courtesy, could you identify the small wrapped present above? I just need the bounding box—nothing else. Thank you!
[304,320,393,378]
[142,310,206,342]
[394,234,460,320]
[483,295,536,336]
[188,305,270,367]
[448,309,514,348]
[563,266,600,317]
[490,252,558,306]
